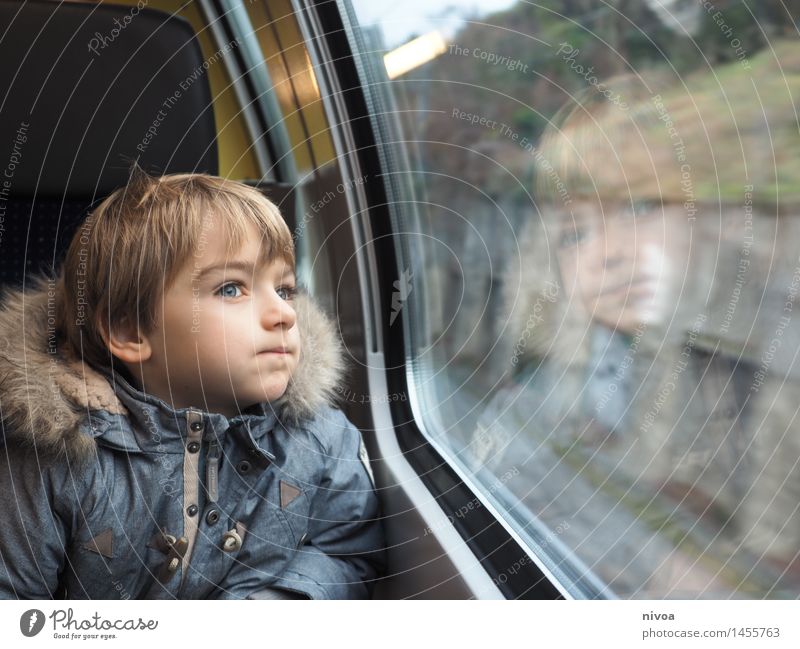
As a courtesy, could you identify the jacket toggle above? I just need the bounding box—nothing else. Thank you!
[147,529,189,583]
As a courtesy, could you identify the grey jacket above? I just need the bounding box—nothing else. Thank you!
[0,278,384,599]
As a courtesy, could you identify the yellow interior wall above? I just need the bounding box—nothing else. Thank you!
[246,0,336,173]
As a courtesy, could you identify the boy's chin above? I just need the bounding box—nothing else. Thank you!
[246,383,290,405]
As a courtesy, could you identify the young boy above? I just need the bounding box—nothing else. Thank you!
[0,170,384,599]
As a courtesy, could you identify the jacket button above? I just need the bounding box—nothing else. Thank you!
[205,508,220,525]
[187,442,200,453]
[236,460,252,474]
[222,528,243,552]
[190,421,203,432]
[186,504,198,517]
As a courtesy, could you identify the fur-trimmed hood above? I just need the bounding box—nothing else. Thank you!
[0,275,346,461]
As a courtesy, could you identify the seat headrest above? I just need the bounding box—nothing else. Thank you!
[0,0,218,198]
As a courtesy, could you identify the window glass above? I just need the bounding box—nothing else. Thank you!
[347,0,800,597]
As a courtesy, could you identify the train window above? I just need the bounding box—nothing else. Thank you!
[344,0,800,597]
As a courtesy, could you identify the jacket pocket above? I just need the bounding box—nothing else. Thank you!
[275,479,312,549]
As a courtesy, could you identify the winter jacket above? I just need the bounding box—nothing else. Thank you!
[0,278,385,599]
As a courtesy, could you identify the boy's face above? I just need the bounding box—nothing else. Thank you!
[555,199,690,332]
[137,217,300,417]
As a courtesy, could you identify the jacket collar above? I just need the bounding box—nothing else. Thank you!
[0,275,345,462]
[87,368,281,454]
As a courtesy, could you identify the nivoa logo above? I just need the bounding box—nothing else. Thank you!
[20,609,45,637]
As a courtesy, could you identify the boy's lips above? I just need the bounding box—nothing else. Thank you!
[259,347,290,354]
[598,277,658,298]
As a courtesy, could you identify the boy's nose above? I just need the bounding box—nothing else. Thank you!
[259,293,297,330]
[603,222,635,268]
[603,236,627,268]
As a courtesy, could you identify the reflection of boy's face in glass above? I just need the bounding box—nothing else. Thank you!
[556,200,689,332]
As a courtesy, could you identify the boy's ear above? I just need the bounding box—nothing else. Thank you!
[98,317,153,364]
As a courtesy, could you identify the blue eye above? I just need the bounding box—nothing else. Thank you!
[558,226,588,249]
[623,200,658,219]
[217,282,243,298]
[277,285,298,301]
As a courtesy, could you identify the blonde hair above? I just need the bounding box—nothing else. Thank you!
[56,168,295,372]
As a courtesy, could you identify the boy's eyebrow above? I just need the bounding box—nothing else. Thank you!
[195,260,296,280]
[195,260,255,280]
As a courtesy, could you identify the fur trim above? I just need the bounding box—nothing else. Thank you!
[273,289,346,426]
[0,276,346,459]
[0,276,97,461]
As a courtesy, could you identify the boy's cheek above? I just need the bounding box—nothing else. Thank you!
[288,324,301,349]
